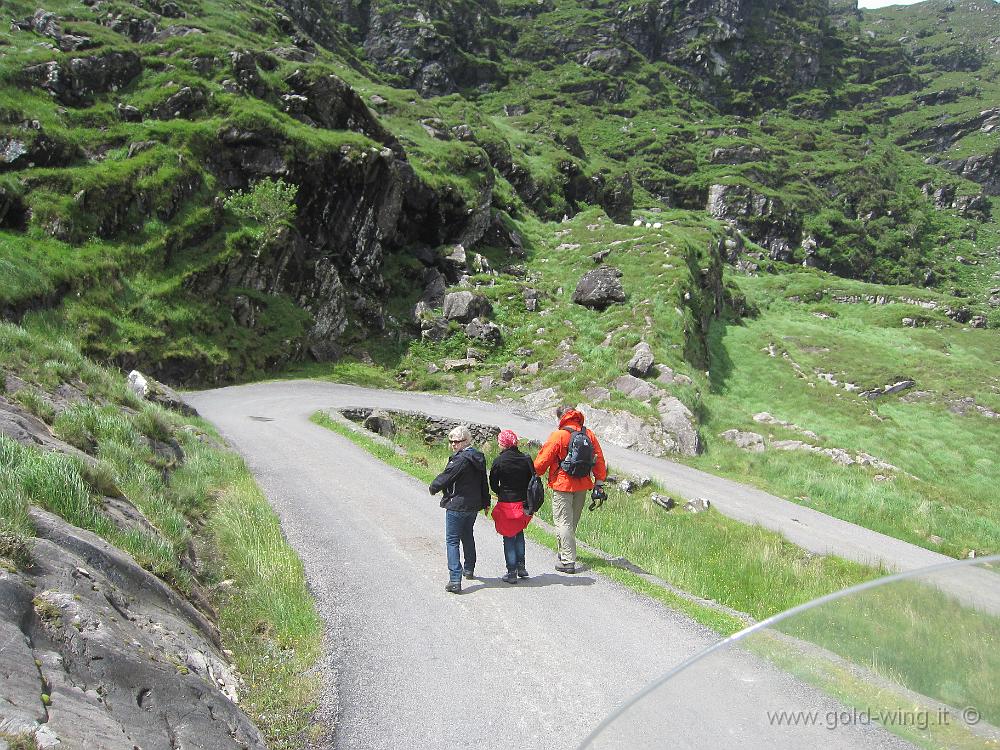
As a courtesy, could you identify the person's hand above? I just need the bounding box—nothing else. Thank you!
[589,484,607,511]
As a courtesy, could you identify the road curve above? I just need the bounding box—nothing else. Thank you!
[185,381,927,749]
[189,380,955,572]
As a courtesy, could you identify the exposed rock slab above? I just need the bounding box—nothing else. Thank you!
[0,510,264,750]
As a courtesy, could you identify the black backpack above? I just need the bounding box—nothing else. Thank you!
[524,474,545,516]
[560,426,596,478]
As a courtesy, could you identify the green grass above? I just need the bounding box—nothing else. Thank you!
[687,273,1000,559]
[311,409,881,624]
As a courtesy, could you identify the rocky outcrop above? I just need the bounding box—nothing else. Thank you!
[707,184,801,261]
[12,9,95,51]
[929,148,1000,196]
[627,342,655,377]
[0,509,265,750]
[23,52,143,107]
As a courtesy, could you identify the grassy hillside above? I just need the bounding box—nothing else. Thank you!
[1,0,997,561]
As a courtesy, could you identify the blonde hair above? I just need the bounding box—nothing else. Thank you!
[448,425,472,445]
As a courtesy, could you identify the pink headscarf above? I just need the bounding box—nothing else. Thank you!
[498,429,518,449]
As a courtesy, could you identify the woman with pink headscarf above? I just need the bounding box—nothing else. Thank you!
[489,429,536,583]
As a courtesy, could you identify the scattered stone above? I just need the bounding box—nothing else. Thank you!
[426,363,440,374]
[651,493,676,511]
[859,379,915,400]
[466,347,485,361]
[592,249,611,264]
[443,358,477,372]
[619,479,638,494]
[500,363,517,382]
[420,317,450,342]
[719,429,765,452]
[522,362,541,376]
[514,347,534,357]
[685,497,711,513]
[627,342,655,377]
[582,386,611,402]
[551,353,583,372]
[572,267,626,310]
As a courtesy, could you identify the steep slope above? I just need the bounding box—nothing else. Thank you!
[2,0,997,386]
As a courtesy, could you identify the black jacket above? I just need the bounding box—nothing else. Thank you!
[489,447,535,502]
[429,447,490,512]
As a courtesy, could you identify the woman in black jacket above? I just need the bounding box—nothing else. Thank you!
[489,429,535,583]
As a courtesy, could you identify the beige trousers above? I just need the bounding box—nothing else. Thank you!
[551,489,587,565]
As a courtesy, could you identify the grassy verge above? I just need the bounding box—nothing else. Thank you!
[310,410,880,627]
[0,320,322,748]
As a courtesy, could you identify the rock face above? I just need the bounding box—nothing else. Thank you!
[293,0,509,96]
[615,0,834,110]
[0,509,265,750]
[572,267,626,310]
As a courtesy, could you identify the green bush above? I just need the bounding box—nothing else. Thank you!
[223,178,299,250]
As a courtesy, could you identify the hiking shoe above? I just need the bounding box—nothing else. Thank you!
[501,571,519,584]
[445,581,461,594]
[555,562,576,574]
[463,569,475,580]
[517,567,529,579]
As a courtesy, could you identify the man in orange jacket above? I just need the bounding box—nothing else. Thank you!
[533,405,608,573]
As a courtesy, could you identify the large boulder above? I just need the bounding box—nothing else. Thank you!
[443,291,493,323]
[627,342,655,377]
[572,267,626,310]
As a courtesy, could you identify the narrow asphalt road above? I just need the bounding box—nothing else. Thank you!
[186,381,931,749]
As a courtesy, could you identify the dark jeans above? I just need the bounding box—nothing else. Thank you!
[445,510,478,582]
[503,531,526,573]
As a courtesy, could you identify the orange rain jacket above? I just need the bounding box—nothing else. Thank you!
[533,409,608,492]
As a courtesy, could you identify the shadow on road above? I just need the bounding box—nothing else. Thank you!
[461,573,597,593]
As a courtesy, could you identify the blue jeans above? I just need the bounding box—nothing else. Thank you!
[503,532,525,573]
[445,510,478,582]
